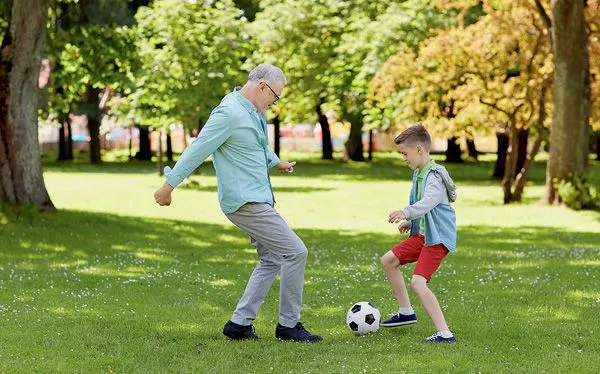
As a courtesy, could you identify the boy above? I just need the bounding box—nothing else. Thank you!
[379,124,458,343]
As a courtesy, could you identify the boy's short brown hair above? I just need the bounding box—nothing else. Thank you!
[394,123,431,151]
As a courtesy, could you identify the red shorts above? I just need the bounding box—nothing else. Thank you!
[391,234,448,282]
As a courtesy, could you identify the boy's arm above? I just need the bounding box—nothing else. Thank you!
[164,107,231,188]
[401,172,445,220]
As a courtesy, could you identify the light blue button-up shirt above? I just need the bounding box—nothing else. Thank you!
[164,89,280,213]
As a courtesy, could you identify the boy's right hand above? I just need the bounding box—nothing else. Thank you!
[398,221,411,234]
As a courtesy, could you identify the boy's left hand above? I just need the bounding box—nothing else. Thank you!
[388,210,406,224]
[398,221,411,234]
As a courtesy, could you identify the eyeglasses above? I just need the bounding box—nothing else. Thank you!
[263,82,280,103]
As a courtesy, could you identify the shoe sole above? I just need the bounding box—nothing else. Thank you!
[424,339,456,343]
[223,332,259,341]
[276,336,323,343]
[379,320,417,328]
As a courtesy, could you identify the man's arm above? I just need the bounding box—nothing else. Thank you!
[265,147,281,168]
[154,107,231,206]
[164,107,231,188]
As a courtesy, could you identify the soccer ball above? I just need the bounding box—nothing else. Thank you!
[346,301,381,335]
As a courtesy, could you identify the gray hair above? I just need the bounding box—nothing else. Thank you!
[247,64,287,85]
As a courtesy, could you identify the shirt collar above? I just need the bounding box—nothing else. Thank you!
[417,159,435,177]
[232,87,259,115]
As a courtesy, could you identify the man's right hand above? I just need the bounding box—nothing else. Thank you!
[154,181,174,206]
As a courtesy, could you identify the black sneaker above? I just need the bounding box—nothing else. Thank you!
[424,332,456,343]
[275,322,323,343]
[380,312,417,327]
[223,320,260,341]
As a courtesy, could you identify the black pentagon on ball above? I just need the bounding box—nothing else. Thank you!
[351,304,362,313]
[365,313,376,325]
[349,321,359,331]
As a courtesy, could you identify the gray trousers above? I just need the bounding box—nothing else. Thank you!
[225,203,308,328]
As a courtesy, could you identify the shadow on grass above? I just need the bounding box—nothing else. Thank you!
[41,152,600,190]
[1,209,599,371]
[42,152,564,185]
[1,209,598,303]
[180,182,335,194]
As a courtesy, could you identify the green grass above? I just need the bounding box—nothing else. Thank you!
[1,152,599,373]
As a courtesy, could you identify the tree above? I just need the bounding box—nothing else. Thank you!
[371,1,552,203]
[247,0,344,160]
[0,0,54,210]
[250,0,449,161]
[330,0,451,161]
[109,0,248,168]
[536,0,591,205]
[45,0,142,164]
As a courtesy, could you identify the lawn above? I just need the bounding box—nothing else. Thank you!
[1,152,599,373]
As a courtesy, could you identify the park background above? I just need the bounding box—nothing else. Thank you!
[1,0,600,373]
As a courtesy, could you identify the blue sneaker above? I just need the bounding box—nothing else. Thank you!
[424,333,456,343]
[380,312,417,327]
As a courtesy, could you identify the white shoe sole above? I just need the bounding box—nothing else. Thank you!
[380,320,417,328]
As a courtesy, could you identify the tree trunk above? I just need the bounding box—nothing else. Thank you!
[513,81,550,202]
[515,128,528,175]
[445,137,463,163]
[57,118,67,161]
[502,123,519,204]
[492,132,509,180]
[66,120,73,160]
[368,129,373,161]
[0,0,54,210]
[157,130,163,176]
[81,87,102,164]
[316,101,333,160]
[544,0,590,204]
[345,115,365,161]
[166,132,173,162]
[128,122,133,160]
[273,114,280,157]
[466,137,478,160]
[87,113,101,164]
[135,125,152,160]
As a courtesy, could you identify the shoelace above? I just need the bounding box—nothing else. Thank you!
[244,324,257,336]
[425,333,440,341]
[295,323,313,338]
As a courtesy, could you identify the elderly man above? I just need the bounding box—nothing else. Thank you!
[154,64,322,343]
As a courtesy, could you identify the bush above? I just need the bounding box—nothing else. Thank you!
[556,174,600,210]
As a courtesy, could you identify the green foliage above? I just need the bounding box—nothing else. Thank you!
[0,0,10,33]
[556,173,600,211]
[249,0,452,126]
[43,0,142,123]
[115,0,249,129]
[370,1,552,138]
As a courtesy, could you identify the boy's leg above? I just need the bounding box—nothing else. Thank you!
[410,244,455,341]
[411,274,449,332]
[380,251,412,308]
[380,235,424,308]
[380,235,424,327]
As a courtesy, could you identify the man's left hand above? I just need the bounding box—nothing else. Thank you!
[275,161,296,174]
